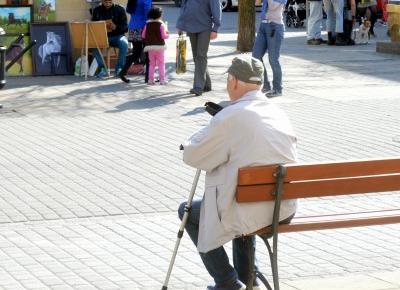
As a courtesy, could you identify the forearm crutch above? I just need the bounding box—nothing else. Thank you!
[161,168,201,290]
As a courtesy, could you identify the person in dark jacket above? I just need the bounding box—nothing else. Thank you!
[119,0,152,83]
[91,0,129,77]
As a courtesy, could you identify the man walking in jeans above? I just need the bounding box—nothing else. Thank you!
[252,0,287,98]
[176,0,221,96]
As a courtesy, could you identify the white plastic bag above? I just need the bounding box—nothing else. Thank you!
[75,56,89,77]
[88,58,98,77]
[74,57,81,76]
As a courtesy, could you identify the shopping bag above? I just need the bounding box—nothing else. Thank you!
[88,58,98,77]
[176,34,186,74]
[128,63,145,75]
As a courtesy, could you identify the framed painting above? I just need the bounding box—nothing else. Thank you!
[30,22,73,76]
[33,0,56,22]
[3,34,33,76]
[0,5,33,36]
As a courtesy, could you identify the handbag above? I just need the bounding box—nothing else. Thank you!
[176,34,187,74]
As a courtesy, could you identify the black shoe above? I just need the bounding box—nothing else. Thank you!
[190,88,202,96]
[203,87,212,92]
[328,32,336,45]
[317,38,327,44]
[119,73,130,83]
[266,89,282,98]
[207,279,245,290]
[335,33,347,46]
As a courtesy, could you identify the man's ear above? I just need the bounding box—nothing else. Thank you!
[233,77,239,89]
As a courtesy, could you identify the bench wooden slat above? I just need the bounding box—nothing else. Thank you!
[236,174,400,202]
[238,158,400,186]
[251,209,400,236]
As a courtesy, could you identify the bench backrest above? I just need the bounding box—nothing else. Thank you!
[237,157,400,203]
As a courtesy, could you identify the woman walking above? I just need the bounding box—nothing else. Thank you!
[119,0,152,83]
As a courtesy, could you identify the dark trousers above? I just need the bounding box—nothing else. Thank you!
[120,41,149,82]
[188,31,212,92]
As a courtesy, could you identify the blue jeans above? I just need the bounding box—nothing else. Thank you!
[323,0,344,33]
[92,35,128,71]
[307,1,323,39]
[252,22,284,92]
[178,200,258,285]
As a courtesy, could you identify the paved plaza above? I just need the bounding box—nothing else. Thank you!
[1,5,400,290]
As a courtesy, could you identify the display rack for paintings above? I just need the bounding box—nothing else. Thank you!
[70,21,108,79]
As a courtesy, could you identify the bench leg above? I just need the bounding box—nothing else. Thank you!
[260,235,279,290]
[245,235,273,290]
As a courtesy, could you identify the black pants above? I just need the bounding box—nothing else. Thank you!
[120,41,149,82]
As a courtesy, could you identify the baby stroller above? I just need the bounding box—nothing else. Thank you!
[285,0,306,27]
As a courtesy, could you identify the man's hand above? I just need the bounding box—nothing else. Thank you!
[210,31,218,40]
[110,21,116,31]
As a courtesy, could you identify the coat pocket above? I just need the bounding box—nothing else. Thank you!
[204,185,222,222]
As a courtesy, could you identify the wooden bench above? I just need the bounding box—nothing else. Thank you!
[236,157,400,290]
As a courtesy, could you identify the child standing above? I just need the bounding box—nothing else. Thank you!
[142,7,169,85]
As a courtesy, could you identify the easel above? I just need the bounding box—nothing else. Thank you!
[70,21,109,79]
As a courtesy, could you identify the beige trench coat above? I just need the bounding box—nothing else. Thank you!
[183,90,298,253]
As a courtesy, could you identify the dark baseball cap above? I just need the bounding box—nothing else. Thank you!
[227,55,263,85]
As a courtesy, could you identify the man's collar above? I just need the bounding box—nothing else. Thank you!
[232,89,265,104]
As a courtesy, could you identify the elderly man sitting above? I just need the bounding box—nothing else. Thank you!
[91,0,128,77]
[179,55,298,290]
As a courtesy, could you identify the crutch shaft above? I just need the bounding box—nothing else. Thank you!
[161,169,201,290]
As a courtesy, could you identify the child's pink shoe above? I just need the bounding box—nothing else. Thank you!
[160,80,168,85]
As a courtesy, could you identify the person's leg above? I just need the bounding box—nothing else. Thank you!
[91,48,105,69]
[178,200,238,286]
[252,23,270,92]
[369,5,378,35]
[156,50,166,83]
[266,23,284,94]
[307,1,323,40]
[233,236,258,285]
[323,0,335,33]
[119,41,145,82]
[144,51,149,83]
[147,50,156,84]
[333,0,344,33]
[109,35,129,74]
[188,31,211,93]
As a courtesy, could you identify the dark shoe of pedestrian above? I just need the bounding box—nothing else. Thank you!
[203,86,212,93]
[327,32,336,45]
[266,89,282,98]
[317,38,327,44]
[190,88,202,96]
[206,279,246,290]
[335,33,347,46]
[347,38,355,45]
[119,72,130,83]
[307,38,321,45]
[261,87,271,94]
